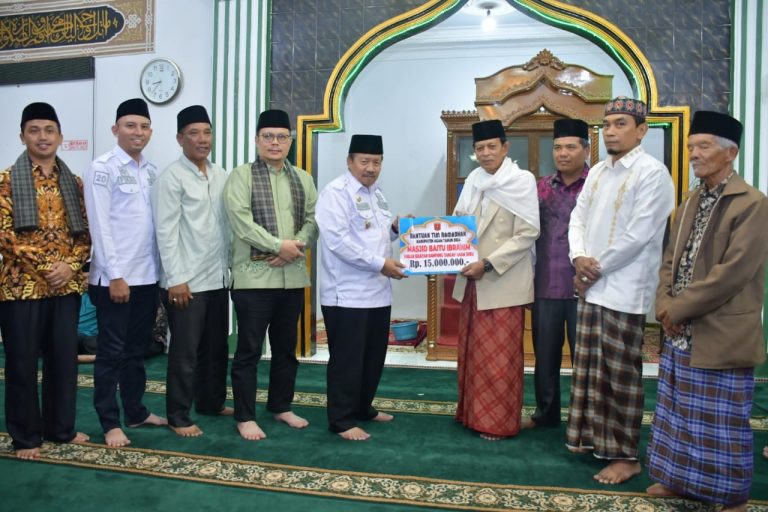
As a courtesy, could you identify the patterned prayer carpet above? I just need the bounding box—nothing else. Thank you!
[0,356,767,511]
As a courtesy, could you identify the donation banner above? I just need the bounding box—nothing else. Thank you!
[399,216,478,275]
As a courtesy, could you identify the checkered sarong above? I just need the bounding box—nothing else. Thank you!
[455,281,524,437]
[647,342,754,506]
[565,301,645,459]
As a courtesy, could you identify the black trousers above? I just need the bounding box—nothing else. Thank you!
[230,288,303,422]
[322,305,390,433]
[531,298,577,427]
[90,283,158,432]
[0,294,80,449]
[164,288,230,427]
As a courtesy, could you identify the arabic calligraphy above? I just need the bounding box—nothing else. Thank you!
[0,7,125,50]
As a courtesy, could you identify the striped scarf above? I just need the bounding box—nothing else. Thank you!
[10,150,86,235]
[249,156,306,259]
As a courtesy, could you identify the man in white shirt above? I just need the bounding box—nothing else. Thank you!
[84,98,167,448]
[315,135,404,440]
[152,105,233,438]
[566,97,675,484]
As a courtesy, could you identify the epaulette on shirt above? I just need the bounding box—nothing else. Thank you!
[329,174,348,191]
[92,149,117,164]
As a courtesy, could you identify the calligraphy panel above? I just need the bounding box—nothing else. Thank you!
[0,0,154,64]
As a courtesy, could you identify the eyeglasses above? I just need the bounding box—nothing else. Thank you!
[260,133,292,144]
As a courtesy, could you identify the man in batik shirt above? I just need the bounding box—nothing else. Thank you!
[0,102,91,459]
[647,111,768,512]
[524,118,590,429]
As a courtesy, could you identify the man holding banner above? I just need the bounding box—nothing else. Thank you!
[452,119,540,440]
[316,134,404,441]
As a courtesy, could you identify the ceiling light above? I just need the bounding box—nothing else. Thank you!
[481,7,497,32]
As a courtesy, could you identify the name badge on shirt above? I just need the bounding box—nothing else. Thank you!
[375,190,389,211]
[117,166,139,193]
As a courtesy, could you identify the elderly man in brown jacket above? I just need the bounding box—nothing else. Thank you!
[646,111,768,512]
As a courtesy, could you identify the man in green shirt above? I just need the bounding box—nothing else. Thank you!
[223,109,318,441]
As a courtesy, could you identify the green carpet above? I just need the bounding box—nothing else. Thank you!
[0,355,767,511]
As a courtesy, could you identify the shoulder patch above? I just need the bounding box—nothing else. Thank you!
[93,171,109,187]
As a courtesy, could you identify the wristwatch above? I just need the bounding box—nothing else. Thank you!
[482,258,494,273]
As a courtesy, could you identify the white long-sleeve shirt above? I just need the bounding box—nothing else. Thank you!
[152,155,230,292]
[568,145,674,314]
[316,171,397,308]
[84,146,159,286]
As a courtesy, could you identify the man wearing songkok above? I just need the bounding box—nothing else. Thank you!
[566,96,675,484]
[223,109,318,440]
[646,111,768,511]
[523,118,590,430]
[316,135,404,441]
[84,98,167,448]
[152,105,233,438]
[452,119,540,440]
[0,102,91,459]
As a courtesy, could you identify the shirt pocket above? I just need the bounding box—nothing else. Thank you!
[354,208,374,229]
[118,183,140,194]
[116,177,144,216]
[117,173,141,195]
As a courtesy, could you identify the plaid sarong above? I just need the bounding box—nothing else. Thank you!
[10,150,86,235]
[566,300,645,459]
[249,156,305,259]
[455,280,524,437]
[647,342,754,506]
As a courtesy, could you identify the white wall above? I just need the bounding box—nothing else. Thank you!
[0,79,94,177]
[92,0,214,171]
[316,15,636,320]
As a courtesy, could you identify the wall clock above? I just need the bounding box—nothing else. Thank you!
[140,58,182,104]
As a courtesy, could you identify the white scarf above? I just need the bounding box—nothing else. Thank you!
[454,157,540,232]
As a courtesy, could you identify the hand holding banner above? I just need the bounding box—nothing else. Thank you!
[399,216,478,275]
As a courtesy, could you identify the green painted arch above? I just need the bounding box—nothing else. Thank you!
[296,0,689,200]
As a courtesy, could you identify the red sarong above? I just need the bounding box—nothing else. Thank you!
[455,280,524,436]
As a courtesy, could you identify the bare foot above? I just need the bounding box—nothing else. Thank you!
[105,428,131,447]
[372,412,393,422]
[480,433,505,441]
[77,354,96,364]
[170,424,203,437]
[217,406,234,416]
[646,483,679,497]
[338,427,370,441]
[520,417,536,430]
[127,412,168,428]
[15,447,40,460]
[721,504,747,512]
[594,460,641,484]
[237,421,267,440]
[70,432,90,444]
[273,411,309,429]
